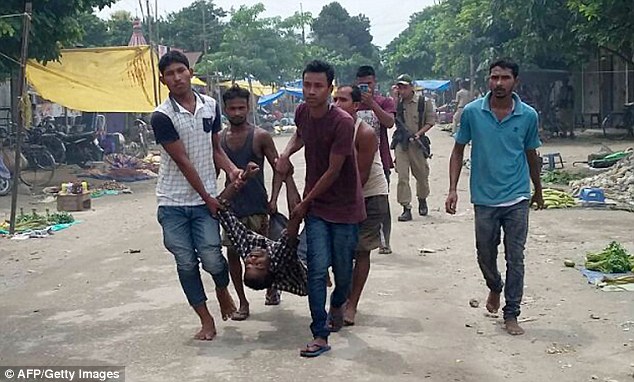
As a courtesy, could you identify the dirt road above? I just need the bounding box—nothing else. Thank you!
[1,129,633,382]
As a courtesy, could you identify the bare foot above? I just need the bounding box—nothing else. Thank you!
[327,305,344,332]
[194,320,217,341]
[216,288,236,321]
[486,291,501,313]
[231,303,249,321]
[504,318,525,335]
[343,304,356,326]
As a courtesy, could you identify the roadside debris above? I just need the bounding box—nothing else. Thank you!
[570,154,634,206]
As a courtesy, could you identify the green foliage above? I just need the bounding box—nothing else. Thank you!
[75,12,109,48]
[0,0,116,79]
[158,0,227,53]
[310,2,382,84]
[568,0,634,63]
[384,8,443,79]
[105,10,135,47]
[198,3,305,85]
[384,0,624,82]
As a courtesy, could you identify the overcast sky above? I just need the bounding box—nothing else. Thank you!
[97,0,436,47]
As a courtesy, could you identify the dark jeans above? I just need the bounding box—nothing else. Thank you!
[381,169,392,248]
[305,214,359,339]
[474,200,529,320]
[158,205,230,306]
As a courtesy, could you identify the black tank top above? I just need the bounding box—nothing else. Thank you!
[221,127,267,217]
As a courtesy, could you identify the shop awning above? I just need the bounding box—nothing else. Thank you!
[414,80,451,92]
[257,88,303,106]
[26,45,167,113]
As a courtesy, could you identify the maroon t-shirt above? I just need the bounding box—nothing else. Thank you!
[295,103,366,224]
[357,95,397,170]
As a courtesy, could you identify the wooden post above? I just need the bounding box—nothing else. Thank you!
[469,55,475,97]
[247,76,257,126]
[9,2,32,235]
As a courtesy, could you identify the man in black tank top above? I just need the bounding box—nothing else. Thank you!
[220,86,292,321]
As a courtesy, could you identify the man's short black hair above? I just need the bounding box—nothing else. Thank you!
[356,65,376,78]
[340,85,362,103]
[158,50,190,74]
[303,60,335,86]
[222,85,250,105]
[244,270,274,291]
[489,58,519,78]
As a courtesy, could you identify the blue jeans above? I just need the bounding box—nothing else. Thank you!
[474,200,530,320]
[157,205,230,307]
[305,215,359,339]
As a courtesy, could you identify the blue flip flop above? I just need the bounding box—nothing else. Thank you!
[300,343,331,358]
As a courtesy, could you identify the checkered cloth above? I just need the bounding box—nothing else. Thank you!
[217,209,307,296]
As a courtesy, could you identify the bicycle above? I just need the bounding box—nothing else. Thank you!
[1,128,56,188]
[601,103,634,139]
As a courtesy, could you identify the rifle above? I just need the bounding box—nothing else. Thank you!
[391,95,432,159]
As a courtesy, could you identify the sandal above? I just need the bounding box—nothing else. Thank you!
[265,288,281,306]
[231,308,250,321]
[300,342,331,358]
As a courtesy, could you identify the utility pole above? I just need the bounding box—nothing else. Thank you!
[146,0,158,106]
[202,7,207,54]
[469,55,475,97]
[300,3,306,46]
[9,2,32,235]
[155,0,159,43]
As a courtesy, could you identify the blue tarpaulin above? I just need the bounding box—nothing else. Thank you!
[414,80,451,92]
[257,88,303,106]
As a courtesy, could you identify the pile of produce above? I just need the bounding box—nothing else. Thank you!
[570,155,634,205]
[0,208,74,232]
[543,188,576,209]
[585,241,634,273]
[142,152,161,174]
[99,180,130,191]
[105,153,144,169]
[541,170,584,185]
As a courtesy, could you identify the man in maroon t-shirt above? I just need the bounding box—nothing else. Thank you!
[276,60,366,358]
[356,65,396,255]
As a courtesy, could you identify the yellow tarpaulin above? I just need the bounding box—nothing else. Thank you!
[26,46,168,113]
[191,76,206,86]
[219,80,274,96]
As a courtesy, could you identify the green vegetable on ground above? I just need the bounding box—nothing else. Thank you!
[585,241,634,273]
[541,170,584,185]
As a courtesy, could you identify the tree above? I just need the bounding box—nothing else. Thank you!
[199,3,304,85]
[383,8,443,79]
[104,10,135,47]
[158,0,226,54]
[385,0,590,82]
[568,0,634,63]
[310,2,382,83]
[0,0,116,79]
[75,12,109,48]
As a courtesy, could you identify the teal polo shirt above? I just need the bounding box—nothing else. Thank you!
[455,92,541,206]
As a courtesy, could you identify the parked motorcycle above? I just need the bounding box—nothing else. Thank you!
[58,130,104,168]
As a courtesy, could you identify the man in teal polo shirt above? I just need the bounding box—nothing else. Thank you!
[445,58,544,336]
